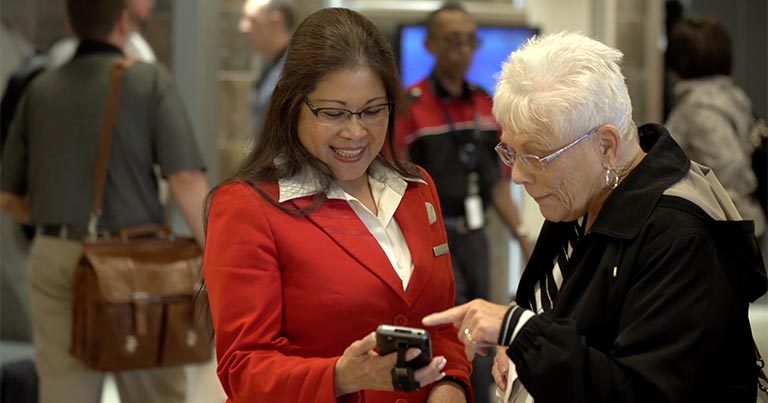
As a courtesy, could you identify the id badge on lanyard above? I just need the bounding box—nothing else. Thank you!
[464,172,484,230]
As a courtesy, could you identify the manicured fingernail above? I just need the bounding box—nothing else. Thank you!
[439,357,447,369]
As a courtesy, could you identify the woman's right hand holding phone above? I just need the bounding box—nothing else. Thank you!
[334,332,447,396]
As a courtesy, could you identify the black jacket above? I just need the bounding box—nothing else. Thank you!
[508,124,767,402]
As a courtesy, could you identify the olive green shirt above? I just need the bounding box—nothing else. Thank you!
[1,42,205,233]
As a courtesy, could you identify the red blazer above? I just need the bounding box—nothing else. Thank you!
[204,169,472,403]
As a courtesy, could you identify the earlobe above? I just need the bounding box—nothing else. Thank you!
[598,126,622,189]
[425,39,436,55]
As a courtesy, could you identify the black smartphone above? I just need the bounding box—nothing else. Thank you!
[375,324,432,369]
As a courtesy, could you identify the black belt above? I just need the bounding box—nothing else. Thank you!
[36,225,89,240]
[443,216,483,235]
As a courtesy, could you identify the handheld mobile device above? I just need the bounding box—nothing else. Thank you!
[375,324,432,369]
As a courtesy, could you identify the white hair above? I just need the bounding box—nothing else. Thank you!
[492,31,636,144]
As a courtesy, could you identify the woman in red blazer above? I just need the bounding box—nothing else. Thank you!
[203,8,472,403]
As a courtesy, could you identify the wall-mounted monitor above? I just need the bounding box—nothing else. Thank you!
[397,25,539,94]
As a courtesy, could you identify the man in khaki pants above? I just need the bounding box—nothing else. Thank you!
[0,1,209,402]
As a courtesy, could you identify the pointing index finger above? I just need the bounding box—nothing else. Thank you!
[422,304,468,327]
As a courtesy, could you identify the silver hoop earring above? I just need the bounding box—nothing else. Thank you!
[605,168,620,189]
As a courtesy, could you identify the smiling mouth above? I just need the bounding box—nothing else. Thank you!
[332,147,363,158]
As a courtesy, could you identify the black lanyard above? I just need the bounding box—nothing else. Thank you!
[435,90,482,173]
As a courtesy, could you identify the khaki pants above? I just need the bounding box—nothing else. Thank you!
[27,235,187,403]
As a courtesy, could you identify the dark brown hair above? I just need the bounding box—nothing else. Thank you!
[223,7,417,214]
[66,0,125,41]
[666,16,732,79]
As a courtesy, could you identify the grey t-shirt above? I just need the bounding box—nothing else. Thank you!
[1,52,205,233]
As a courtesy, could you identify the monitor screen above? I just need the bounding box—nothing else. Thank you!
[398,25,539,94]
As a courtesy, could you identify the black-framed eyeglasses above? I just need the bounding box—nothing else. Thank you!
[303,98,393,127]
[495,125,602,171]
[436,34,482,50]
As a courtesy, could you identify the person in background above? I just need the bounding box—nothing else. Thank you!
[394,2,530,401]
[664,16,765,239]
[47,0,157,67]
[0,0,210,402]
[204,7,471,402]
[238,0,295,140]
[121,0,156,62]
[422,31,766,403]
[0,20,35,343]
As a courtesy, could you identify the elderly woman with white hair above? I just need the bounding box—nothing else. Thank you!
[422,32,766,402]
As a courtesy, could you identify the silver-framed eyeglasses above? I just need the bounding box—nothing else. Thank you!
[495,125,601,171]
[303,98,393,127]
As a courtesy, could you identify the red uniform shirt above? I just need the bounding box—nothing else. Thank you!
[395,75,506,217]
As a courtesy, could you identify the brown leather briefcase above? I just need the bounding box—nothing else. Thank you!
[70,225,212,371]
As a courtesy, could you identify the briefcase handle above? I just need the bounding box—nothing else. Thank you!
[118,225,173,242]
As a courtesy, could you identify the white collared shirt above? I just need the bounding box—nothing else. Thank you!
[278,160,426,290]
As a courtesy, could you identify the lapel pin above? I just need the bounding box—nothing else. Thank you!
[425,202,436,224]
